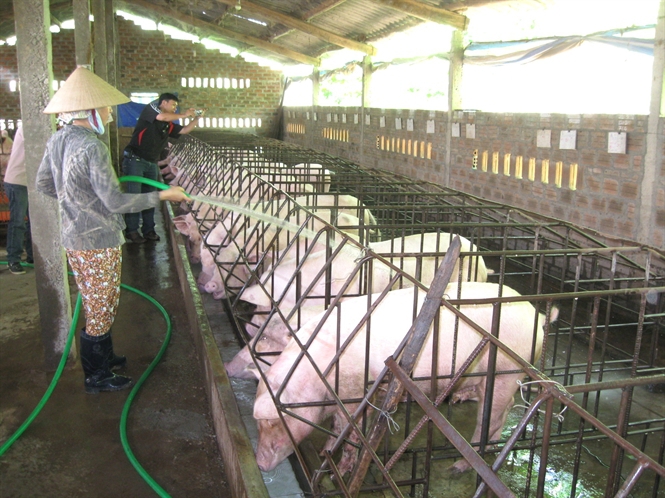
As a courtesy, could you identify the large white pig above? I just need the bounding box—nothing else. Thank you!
[241,232,488,310]
[203,211,361,298]
[201,193,378,256]
[253,282,556,474]
[227,303,326,379]
[288,163,332,193]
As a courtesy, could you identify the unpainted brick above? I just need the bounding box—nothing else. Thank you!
[603,178,619,196]
[620,182,639,199]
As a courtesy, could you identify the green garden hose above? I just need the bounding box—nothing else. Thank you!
[0,283,81,457]
[0,260,175,497]
[119,175,191,199]
[118,283,173,498]
[1,175,204,495]
[119,175,171,192]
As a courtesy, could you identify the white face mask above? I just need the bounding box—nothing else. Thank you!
[88,109,105,135]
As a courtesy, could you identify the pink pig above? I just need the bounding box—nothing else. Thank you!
[241,232,489,310]
[253,282,556,474]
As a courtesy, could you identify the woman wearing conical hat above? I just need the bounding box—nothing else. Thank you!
[36,66,189,394]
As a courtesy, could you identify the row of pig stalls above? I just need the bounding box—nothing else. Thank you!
[168,134,665,497]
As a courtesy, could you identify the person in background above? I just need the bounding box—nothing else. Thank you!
[0,129,13,175]
[36,67,189,394]
[122,93,202,244]
[3,124,34,275]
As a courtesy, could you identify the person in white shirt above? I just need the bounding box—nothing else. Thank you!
[3,125,33,275]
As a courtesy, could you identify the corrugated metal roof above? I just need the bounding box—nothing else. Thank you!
[0,0,560,68]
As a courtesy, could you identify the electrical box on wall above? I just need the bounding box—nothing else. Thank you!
[466,123,476,139]
[560,130,577,150]
[608,132,627,154]
[537,129,551,148]
[451,123,460,137]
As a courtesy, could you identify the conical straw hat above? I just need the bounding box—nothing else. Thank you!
[43,66,129,114]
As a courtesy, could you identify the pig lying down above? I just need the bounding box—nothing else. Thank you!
[252,282,558,475]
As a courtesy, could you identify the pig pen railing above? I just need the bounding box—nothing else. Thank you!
[167,133,664,497]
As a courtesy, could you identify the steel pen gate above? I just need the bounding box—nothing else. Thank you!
[170,133,664,497]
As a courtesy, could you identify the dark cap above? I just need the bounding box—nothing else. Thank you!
[158,93,179,103]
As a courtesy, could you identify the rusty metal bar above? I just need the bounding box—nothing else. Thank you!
[548,385,665,478]
[171,133,665,497]
[346,237,462,495]
[385,356,516,497]
[473,390,551,498]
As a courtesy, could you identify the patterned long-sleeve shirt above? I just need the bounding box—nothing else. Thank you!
[36,124,161,250]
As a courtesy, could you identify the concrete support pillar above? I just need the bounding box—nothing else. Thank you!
[360,55,373,164]
[638,0,665,247]
[104,0,120,170]
[361,55,372,108]
[312,68,320,106]
[310,68,320,149]
[91,0,111,150]
[14,0,73,370]
[445,29,464,186]
[73,0,92,67]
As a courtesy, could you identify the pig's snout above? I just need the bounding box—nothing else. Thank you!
[204,280,219,294]
[255,420,294,472]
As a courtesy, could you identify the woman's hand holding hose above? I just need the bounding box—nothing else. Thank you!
[159,186,189,202]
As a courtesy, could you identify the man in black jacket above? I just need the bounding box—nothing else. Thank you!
[122,93,201,243]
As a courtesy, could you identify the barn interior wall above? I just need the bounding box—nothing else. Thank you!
[282,106,665,249]
[0,18,284,137]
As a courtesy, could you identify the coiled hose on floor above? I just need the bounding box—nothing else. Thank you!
[0,262,175,497]
[0,176,185,497]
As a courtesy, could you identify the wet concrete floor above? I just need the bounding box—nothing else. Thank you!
[0,212,230,498]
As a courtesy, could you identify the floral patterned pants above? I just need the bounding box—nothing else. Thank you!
[66,247,122,337]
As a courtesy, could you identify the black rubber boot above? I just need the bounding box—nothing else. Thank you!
[107,331,127,370]
[82,328,126,370]
[80,331,133,394]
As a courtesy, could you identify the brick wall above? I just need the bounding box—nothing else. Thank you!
[283,106,665,249]
[0,18,283,137]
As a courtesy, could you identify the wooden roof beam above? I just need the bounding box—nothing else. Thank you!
[118,0,320,65]
[215,0,376,55]
[368,0,468,30]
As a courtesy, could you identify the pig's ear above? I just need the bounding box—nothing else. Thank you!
[173,216,189,234]
[254,387,280,419]
[240,284,273,307]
